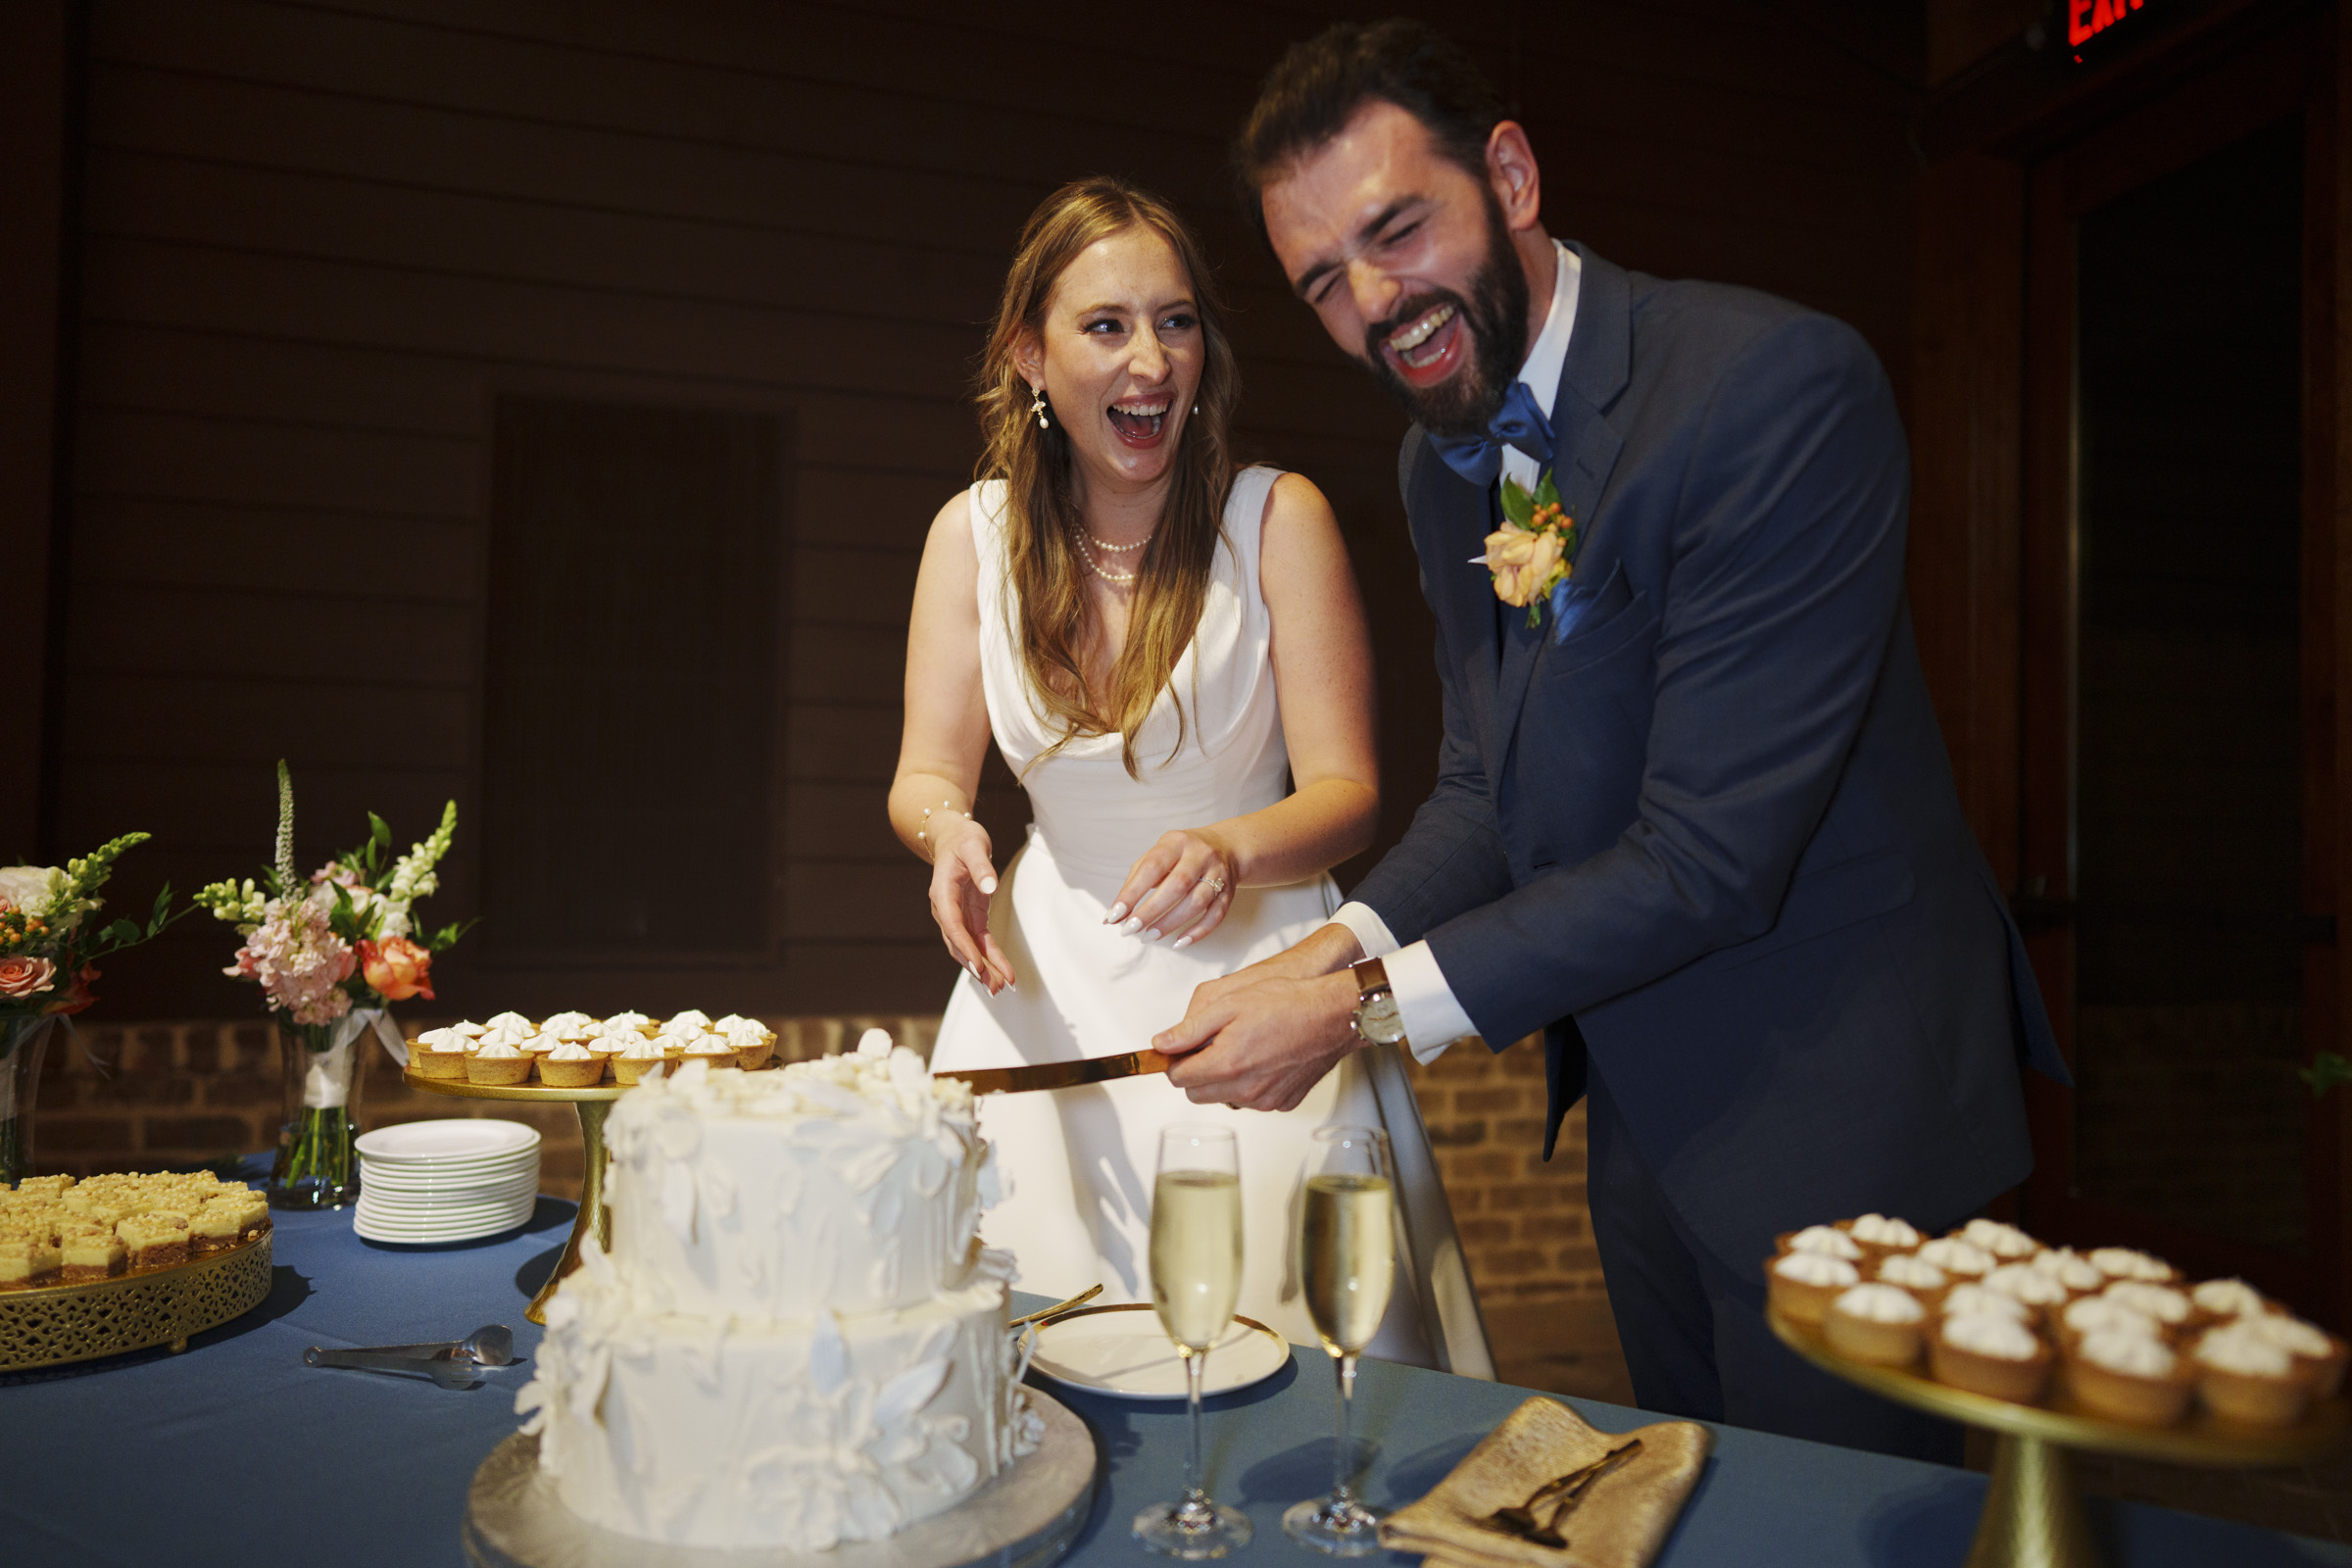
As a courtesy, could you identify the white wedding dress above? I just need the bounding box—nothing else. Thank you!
[928,466,1493,1374]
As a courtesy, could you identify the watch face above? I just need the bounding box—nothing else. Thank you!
[1356,996,1405,1046]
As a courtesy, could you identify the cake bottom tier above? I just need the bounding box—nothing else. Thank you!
[521,1269,1041,1550]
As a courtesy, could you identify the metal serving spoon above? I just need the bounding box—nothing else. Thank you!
[303,1323,516,1389]
[350,1324,516,1367]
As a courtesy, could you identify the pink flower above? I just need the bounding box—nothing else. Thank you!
[0,956,56,1000]
[229,894,357,1025]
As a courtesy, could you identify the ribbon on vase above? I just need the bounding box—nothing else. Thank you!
[299,1007,407,1108]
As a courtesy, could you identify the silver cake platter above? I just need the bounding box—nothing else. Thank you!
[462,1389,1101,1568]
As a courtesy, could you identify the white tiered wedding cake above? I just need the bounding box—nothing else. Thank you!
[516,1032,1042,1550]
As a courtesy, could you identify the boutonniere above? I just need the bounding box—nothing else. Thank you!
[1471,468,1579,629]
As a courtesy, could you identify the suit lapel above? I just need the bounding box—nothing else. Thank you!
[1403,433,1503,769]
[1491,244,1632,757]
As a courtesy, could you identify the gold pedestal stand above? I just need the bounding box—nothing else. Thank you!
[401,1071,625,1325]
[1769,1308,2347,1568]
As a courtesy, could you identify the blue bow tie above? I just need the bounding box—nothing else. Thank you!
[1425,381,1556,488]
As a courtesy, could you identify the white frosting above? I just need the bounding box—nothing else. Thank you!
[1788,1225,1862,1260]
[453,1020,487,1038]
[618,1035,667,1060]
[683,1034,736,1057]
[1982,1263,2066,1307]
[2102,1282,2189,1325]
[519,1050,1035,1550]
[1943,1313,2038,1360]
[1916,1238,1994,1277]
[2246,1314,2331,1357]
[485,1011,532,1031]
[478,1018,535,1048]
[1942,1284,2031,1322]
[1847,1213,1921,1248]
[652,1025,706,1054]
[664,1010,712,1033]
[2088,1247,2172,1282]
[722,1017,771,1047]
[2029,1248,2103,1292]
[595,1018,649,1045]
[2080,1328,2175,1378]
[2190,1279,2267,1319]
[2196,1325,2294,1377]
[417,1027,468,1054]
[548,1040,594,1062]
[1960,1219,2038,1259]
[2064,1297,2159,1339]
[541,1011,594,1034]
[475,1041,523,1060]
[605,1011,652,1031]
[1774,1252,1858,1288]
[1834,1284,1923,1324]
[1878,1254,1946,1290]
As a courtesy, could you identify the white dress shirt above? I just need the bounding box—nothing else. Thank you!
[1329,240,1582,1063]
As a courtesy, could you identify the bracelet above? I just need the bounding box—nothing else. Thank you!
[915,800,966,854]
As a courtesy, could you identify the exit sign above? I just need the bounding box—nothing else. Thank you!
[2070,0,2152,55]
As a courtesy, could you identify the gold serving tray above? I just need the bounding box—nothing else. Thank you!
[0,1227,273,1372]
[1769,1306,2347,1568]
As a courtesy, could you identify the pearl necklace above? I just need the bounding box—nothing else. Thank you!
[1084,528,1152,553]
[1070,529,1139,585]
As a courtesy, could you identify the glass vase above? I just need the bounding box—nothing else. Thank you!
[270,1008,383,1210]
[0,1015,59,1188]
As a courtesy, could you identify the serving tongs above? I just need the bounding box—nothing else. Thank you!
[304,1323,515,1389]
[1478,1438,1645,1547]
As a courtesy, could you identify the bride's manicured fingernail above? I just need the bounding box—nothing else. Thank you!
[1144,929,1161,943]
[980,877,997,895]
[1105,903,1128,923]
[1119,917,1143,936]
[1172,934,1193,950]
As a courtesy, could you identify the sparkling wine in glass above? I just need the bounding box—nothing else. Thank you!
[1284,1124,1396,1555]
[1135,1123,1252,1559]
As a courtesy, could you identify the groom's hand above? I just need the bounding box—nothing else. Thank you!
[1155,966,1361,1113]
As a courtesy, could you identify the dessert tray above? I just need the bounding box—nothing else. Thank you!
[1770,1308,2347,1568]
[461,1387,1101,1568]
[0,1226,273,1372]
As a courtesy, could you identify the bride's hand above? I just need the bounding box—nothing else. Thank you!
[1108,828,1237,950]
[927,815,1015,995]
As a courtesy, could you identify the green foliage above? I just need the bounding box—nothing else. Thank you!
[2303,1052,2352,1097]
[1498,474,1536,528]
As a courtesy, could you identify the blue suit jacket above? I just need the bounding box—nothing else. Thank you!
[1351,245,2066,1281]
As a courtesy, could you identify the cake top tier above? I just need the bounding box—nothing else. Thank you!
[612,1028,977,1131]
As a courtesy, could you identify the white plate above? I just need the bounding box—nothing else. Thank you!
[357,1120,540,1162]
[1026,1302,1292,1400]
[358,1194,537,1221]
[354,1210,533,1244]
[359,1168,540,1196]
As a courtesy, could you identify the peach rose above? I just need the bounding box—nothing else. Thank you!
[357,935,434,1003]
[1482,526,1565,609]
[52,963,98,1016]
[0,956,56,1001]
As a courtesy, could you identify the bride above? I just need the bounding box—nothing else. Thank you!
[892,176,1489,1373]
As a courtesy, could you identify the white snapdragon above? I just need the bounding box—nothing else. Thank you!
[381,801,458,937]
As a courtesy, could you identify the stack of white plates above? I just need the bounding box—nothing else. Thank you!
[354,1119,542,1244]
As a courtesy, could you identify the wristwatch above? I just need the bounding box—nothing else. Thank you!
[1348,956,1408,1048]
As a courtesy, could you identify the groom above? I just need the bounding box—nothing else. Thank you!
[1157,20,2066,1459]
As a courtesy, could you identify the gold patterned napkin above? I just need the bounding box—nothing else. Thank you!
[1378,1397,1712,1568]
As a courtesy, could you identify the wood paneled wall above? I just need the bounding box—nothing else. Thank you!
[48,0,1924,1020]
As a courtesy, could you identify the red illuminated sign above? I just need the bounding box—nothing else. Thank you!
[2070,0,2150,54]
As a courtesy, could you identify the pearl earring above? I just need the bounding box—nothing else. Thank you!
[1029,388,1050,429]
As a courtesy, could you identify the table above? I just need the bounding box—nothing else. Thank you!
[3,1200,2346,1568]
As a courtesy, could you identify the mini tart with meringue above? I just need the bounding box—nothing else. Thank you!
[2028,1248,2106,1298]
[1840,1212,1925,1257]
[1981,1262,2068,1310]
[2086,1247,2179,1285]
[2238,1313,2348,1399]
[2099,1281,2191,1333]
[1825,1283,1927,1366]
[2058,1295,2162,1352]
[409,1026,470,1079]
[2187,1277,2274,1328]
[1768,1250,1860,1326]
[536,1037,606,1088]
[2193,1322,2311,1428]
[610,1032,671,1085]
[714,1013,778,1070]
[1940,1283,2036,1328]
[1931,1311,2051,1403]
[1875,1252,1949,1299]
[466,1039,531,1086]
[1914,1237,1996,1280]
[2066,1328,2193,1426]
[1955,1217,2040,1262]
[1776,1225,1864,1264]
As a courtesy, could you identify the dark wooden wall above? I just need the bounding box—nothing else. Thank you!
[35,0,1924,1020]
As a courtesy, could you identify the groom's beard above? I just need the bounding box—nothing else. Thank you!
[1359,195,1532,439]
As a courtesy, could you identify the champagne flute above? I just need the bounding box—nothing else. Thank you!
[1135,1123,1252,1558]
[1283,1125,1396,1555]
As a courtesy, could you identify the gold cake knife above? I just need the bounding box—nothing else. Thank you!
[934,1049,1174,1097]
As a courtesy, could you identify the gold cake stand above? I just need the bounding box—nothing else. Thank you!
[1769,1307,2348,1567]
[0,1227,274,1371]
[400,1071,627,1325]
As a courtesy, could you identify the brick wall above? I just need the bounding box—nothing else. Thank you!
[25,1015,1610,1368]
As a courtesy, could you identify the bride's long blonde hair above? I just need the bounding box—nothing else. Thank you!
[975,176,1239,779]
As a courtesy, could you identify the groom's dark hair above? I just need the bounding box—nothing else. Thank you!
[1232,19,1510,253]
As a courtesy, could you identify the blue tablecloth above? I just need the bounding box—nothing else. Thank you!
[2,1200,2345,1568]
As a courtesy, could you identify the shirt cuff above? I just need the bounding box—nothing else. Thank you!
[1384,940,1479,1065]
[1327,902,1399,959]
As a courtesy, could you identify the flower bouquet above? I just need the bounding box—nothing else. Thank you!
[0,836,179,1183]
[196,762,469,1209]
